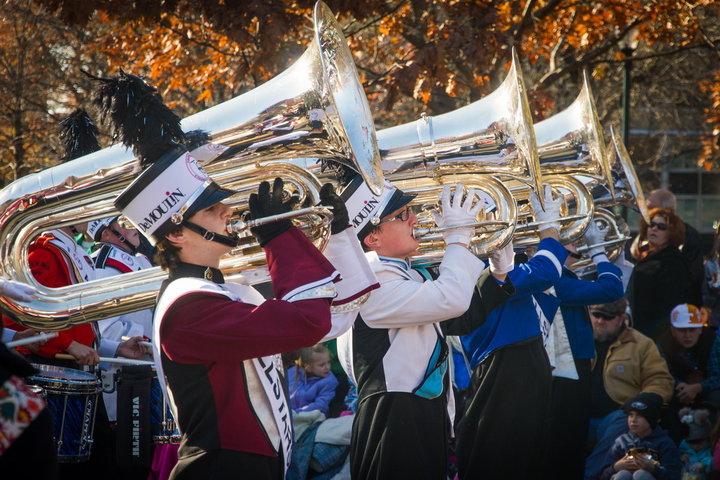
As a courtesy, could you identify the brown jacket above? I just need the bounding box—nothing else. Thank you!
[592,327,674,405]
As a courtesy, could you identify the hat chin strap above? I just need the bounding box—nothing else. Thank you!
[182,221,241,248]
[108,225,139,255]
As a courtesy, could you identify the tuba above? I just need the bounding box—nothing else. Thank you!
[0,1,383,330]
[568,126,650,276]
[511,72,611,247]
[378,50,537,262]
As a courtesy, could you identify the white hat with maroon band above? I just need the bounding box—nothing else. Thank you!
[114,144,234,245]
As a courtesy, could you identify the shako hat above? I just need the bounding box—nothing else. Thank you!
[93,70,234,245]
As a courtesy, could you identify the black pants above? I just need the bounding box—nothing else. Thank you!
[350,392,449,480]
[543,358,592,480]
[455,336,552,480]
[171,449,282,480]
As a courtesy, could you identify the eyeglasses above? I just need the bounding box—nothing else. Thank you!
[648,221,668,231]
[590,310,617,321]
[377,207,412,226]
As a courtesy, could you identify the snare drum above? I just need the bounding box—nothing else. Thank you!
[150,372,181,444]
[27,364,101,463]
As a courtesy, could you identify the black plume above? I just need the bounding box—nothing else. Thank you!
[59,108,100,163]
[318,159,359,187]
[92,70,185,167]
[183,129,211,152]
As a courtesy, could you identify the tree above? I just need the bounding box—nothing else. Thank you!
[13,0,720,180]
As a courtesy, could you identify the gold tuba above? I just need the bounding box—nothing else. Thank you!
[378,50,537,262]
[0,1,383,330]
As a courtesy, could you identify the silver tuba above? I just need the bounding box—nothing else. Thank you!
[378,50,537,262]
[569,126,650,276]
[0,0,383,330]
[511,72,611,247]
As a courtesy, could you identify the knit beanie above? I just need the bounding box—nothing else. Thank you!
[623,392,662,429]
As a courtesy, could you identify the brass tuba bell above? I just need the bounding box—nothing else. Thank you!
[0,1,383,330]
[378,50,537,262]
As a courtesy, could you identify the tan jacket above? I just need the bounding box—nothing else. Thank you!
[592,327,674,405]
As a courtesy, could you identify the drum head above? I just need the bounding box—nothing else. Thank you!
[28,364,100,395]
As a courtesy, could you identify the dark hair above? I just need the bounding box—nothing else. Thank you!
[153,226,183,270]
[639,207,685,249]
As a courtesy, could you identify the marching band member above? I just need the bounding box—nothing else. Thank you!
[541,221,625,479]
[98,70,375,479]
[337,177,514,479]
[87,216,155,425]
[456,185,566,480]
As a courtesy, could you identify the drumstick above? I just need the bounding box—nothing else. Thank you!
[5,332,58,348]
[55,353,154,366]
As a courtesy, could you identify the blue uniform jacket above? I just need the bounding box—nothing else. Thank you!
[461,237,568,369]
[552,261,624,359]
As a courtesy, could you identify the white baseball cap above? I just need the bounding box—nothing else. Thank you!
[670,303,703,328]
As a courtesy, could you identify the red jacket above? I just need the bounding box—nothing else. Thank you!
[3,233,95,356]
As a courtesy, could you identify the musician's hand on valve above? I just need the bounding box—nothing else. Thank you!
[584,221,607,258]
[530,185,562,236]
[431,183,484,247]
[0,278,36,302]
[66,341,99,366]
[489,241,515,276]
[319,183,349,235]
[248,178,299,247]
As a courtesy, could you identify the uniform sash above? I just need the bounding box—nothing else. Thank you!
[152,278,293,471]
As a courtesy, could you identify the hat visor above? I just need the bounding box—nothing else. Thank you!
[379,191,416,220]
[182,182,236,220]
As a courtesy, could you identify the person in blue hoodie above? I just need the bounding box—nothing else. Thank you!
[287,344,339,417]
[599,392,681,480]
[542,220,626,479]
[456,186,567,480]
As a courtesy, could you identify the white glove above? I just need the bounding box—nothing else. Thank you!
[584,221,607,259]
[0,278,36,302]
[431,183,485,247]
[529,185,561,232]
[489,240,514,275]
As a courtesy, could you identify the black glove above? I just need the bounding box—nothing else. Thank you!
[319,183,350,235]
[248,178,298,247]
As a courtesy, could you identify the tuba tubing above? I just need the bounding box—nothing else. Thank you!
[0,1,382,330]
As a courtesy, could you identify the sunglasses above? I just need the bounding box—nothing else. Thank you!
[648,221,668,231]
[590,310,617,320]
[377,207,412,226]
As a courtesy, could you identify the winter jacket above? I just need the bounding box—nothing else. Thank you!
[592,327,674,406]
[599,426,682,480]
[287,366,339,416]
[627,246,694,340]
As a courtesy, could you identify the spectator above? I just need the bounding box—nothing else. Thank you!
[287,345,339,417]
[659,304,720,407]
[585,298,674,480]
[643,189,703,308]
[702,223,720,327]
[657,304,720,443]
[677,407,713,480]
[627,208,694,340]
[598,392,681,480]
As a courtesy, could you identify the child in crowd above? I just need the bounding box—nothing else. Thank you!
[287,344,339,416]
[678,407,713,479]
[599,392,682,480]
